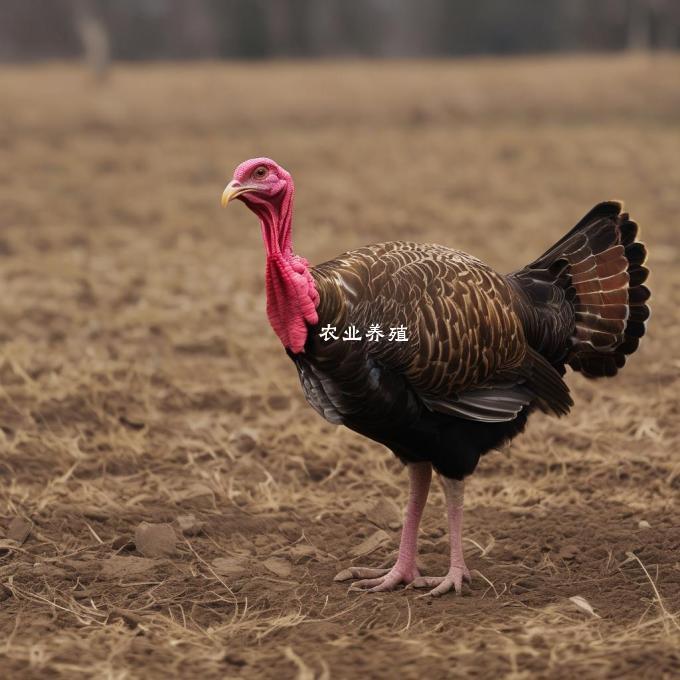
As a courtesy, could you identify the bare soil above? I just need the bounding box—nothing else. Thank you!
[0,56,679,679]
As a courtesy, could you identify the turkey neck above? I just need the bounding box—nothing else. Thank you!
[251,183,319,354]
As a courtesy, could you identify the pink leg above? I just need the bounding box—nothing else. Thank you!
[411,476,471,596]
[334,462,432,591]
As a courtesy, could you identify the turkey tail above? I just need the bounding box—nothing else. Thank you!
[517,201,650,378]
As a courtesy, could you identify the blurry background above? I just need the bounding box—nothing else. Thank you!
[1,0,679,69]
[1,3,679,679]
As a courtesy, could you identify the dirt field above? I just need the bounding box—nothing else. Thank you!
[0,56,679,679]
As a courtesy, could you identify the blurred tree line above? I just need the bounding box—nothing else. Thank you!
[1,0,678,64]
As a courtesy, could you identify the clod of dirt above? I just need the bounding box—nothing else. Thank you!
[211,556,248,577]
[349,529,391,558]
[367,497,402,530]
[134,522,178,558]
[229,428,259,453]
[221,653,247,668]
[306,461,333,481]
[100,555,157,579]
[556,543,580,560]
[288,544,319,563]
[262,557,293,578]
[267,394,290,410]
[174,482,214,505]
[7,516,32,545]
[112,535,135,551]
[119,411,146,430]
[638,520,651,529]
[176,513,205,536]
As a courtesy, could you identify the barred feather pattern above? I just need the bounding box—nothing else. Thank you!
[512,201,650,378]
[302,241,572,427]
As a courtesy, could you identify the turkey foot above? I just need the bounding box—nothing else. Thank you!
[338,560,421,592]
[410,563,472,596]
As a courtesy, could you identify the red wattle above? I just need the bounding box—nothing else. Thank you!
[265,254,319,353]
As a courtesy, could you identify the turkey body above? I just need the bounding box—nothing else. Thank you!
[291,202,650,479]
[222,156,650,595]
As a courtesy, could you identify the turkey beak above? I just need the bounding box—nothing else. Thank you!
[221,181,252,207]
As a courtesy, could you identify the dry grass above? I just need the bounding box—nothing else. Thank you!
[0,55,679,678]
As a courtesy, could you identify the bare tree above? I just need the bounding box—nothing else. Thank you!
[71,0,110,82]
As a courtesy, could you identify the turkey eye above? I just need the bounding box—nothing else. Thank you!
[253,166,267,179]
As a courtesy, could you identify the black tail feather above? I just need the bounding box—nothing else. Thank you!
[514,201,650,379]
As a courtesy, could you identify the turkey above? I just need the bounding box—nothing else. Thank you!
[221,157,650,597]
